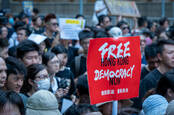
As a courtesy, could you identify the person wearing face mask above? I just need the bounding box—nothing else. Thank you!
[21,64,51,97]
[42,52,60,94]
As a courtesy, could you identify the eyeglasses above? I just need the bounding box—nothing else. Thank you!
[123,27,129,30]
[35,74,49,80]
[50,23,58,26]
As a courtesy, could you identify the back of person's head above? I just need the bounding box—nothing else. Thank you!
[0,38,8,49]
[51,44,68,55]
[166,25,174,40]
[95,30,109,38]
[21,64,45,93]
[0,91,25,115]
[159,17,168,26]
[42,52,56,66]
[79,30,94,41]
[156,69,174,97]
[138,16,148,27]
[166,100,174,115]
[16,39,40,59]
[144,43,158,59]
[77,74,90,104]
[44,13,56,23]
[26,90,61,115]
[63,104,80,115]
[156,39,174,54]
[64,104,100,115]
[32,8,39,15]
[5,56,27,78]
[78,104,100,115]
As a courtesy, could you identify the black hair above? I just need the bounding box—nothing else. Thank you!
[78,104,99,114]
[44,13,56,23]
[138,16,148,27]
[156,39,174,54]
[13,21,25,32]
[98,15,111,25]
[21,64,45,94]
[0,38,9,49]
[16,40,40,59]
[78,30,94,41]
[75,14,85,19]
[5,56,27,79]
[77,74,89,96]
[95,30,109,38]
[33,8,39,15]
[117,20,128,28]
[17,26,30,37]
[166,25,174,40]
[0,90,25,115]
[42,52,56,66]
[159,17,168,26]
[8,46,17,57]
[64,104,99,115]
[144,43,158,60]
[51,44,68,55]
[63,104,80,115]
[156,70,174,96]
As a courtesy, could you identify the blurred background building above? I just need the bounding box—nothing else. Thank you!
[0,0,174,25]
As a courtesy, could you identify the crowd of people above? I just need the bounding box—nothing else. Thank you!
[0,3,174,115]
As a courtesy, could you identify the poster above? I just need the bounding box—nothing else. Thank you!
[87,36,141,105]
[59,18,85,40]
[22,1,33,16]
[104,0,140,17]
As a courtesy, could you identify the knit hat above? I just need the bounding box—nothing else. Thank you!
[166,100,174,115]
[26,90,61,115]
[142,94,168,115]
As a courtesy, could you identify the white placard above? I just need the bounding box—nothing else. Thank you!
[59,18,85,40]
[61,98,73,114]
[28,34,47,44]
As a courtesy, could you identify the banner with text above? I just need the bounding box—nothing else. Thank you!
[59,18,85,40]
[87,37,141,105]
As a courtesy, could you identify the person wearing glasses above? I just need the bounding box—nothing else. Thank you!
[42,52,60,94]
[43,13,60,50]
[21,64,50,97]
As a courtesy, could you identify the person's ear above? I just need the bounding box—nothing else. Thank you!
[157,53,162,62]
[28,79,35,86]
[167,88,174,97]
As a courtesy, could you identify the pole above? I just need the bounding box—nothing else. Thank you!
[112,101,118,115]
[173,2,174,18]
[161,0,165,17]
[79,0,83,15]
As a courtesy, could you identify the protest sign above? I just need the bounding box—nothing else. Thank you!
[87,36,141,105]
[28,34,47,44]
[59,18,85,40]
[22,1,33,16]
[104,0,140,17]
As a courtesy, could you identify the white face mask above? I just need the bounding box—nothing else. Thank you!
[35,78,50,90]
